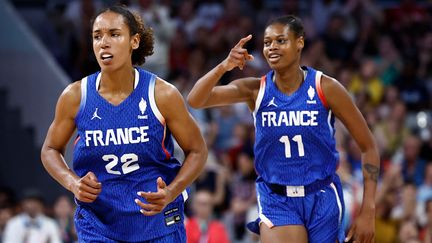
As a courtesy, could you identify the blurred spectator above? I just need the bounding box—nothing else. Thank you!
[374,35,402,86]
[0,205,14,242]
[420,199,432,242]
[374,100,410,161]
[131,0,175,78]
[65,0,102,78]
[53,195,76,243]
[185,190,230,243]
[398,219,420,243]
[398,135,427,186]
[376,166,402,243]
[391,181,417,222]
[225,150,257,241]
[349,58,384,107]
[211,106,241,153]
[3,189,61,243]
[395,60,430,112]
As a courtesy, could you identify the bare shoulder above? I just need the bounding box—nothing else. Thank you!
[320,74,348,100]
[320,73,354,115]
[154,77,183,105]
[57,80,82,119]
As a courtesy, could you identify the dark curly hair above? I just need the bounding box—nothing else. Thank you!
[93,5,154,66]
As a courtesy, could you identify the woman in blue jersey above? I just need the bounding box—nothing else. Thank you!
[187,15,379,243]
[41,5,207,243]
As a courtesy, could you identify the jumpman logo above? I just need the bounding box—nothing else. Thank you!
[91,108,102,120]
[267,97,278,107]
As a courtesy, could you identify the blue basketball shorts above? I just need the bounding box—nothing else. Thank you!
[247,174,345,243]
[75,211,186,243]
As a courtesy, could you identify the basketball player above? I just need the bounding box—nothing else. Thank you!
[187,15,378,243]
[41,5,207,242]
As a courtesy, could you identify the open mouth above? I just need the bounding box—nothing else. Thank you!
[100,53,113,63]
[268,53,281,62]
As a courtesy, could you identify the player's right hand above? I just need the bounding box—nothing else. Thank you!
[221,35,254,71]
[71,171,102,203]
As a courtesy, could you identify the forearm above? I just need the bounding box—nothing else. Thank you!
[167,148,207,200]
[360,147,380,211]
[41,147,79,192]
[187,63,227,108]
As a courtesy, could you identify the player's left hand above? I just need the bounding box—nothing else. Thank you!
[344,210,375,243]
[135,177,174,216]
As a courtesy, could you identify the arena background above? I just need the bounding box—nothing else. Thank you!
[0,0,431,242]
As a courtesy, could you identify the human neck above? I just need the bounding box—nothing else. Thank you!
[99,66,135,93]
[273,65,305,95]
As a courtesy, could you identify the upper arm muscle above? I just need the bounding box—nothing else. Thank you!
[321,76,375,151]
[204,77,261,109]
[43,82,81,153]
[155,79,205,153]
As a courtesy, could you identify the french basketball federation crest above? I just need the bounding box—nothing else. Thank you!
[307,86,317,104]
[138,98,148,119]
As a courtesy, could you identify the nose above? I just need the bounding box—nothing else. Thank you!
[100,35,110,48]
[269,40,278,50]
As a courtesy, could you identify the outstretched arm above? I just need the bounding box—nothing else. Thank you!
[41,82,101,203]
[136,79,208,216]
[322,75,379,243]
[187,35,259,109]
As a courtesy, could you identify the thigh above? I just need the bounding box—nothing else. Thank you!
[260,223,308,243]
[148,224,186,243]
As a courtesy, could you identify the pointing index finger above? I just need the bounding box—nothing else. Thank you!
[235,34,252,48]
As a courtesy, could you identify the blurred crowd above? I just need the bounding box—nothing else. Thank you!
[1,0,432,242]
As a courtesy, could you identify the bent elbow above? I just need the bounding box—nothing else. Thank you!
[186,94,201,109]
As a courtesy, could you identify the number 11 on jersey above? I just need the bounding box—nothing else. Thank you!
[279,135,305,158]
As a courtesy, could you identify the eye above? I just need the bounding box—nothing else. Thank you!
[264,41,270,47]
[112,33,120,37]
[277,39,286,44]
[93,35,101,40]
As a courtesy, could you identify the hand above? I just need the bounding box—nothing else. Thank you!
[221,35,254,71]
[344,210,375,243]
[135,177,174,216]
[71,171,102,203]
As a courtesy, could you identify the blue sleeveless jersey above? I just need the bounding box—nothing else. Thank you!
[253,67,339,185]
[73,68,187,241]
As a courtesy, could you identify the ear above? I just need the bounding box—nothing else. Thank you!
[131,33,140,50]
[297,36,304,51]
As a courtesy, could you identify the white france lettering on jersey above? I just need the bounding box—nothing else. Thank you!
[85,126,150,146]
[261,111,319,127]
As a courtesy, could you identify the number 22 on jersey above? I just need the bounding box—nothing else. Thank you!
[103,153,140,175]
[279,135,305,158]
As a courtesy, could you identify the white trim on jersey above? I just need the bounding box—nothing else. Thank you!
[80,77,88,110]
[330,182,343,225]
[327,110,333,135]
[253,76,267,126]
[148,75,165,124]
[95,68,140,90]
[134,68,139,89]
[254,77,266,114]
[257,191,275,228]
[95,72,101,90]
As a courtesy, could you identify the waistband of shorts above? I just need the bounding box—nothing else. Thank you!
[266,175,333,197]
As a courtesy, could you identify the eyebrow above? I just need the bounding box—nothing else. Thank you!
[264,35,287,39]
[93,28,122,33]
